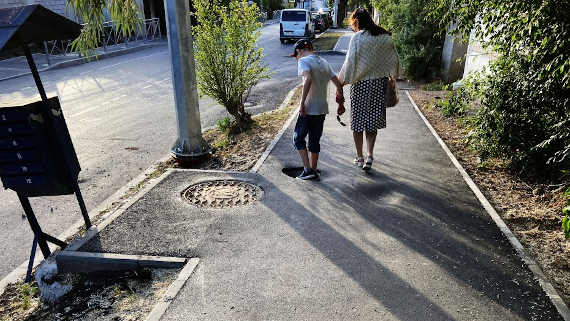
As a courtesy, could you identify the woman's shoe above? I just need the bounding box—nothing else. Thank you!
[353,157,364,167]
[363,157,373,171]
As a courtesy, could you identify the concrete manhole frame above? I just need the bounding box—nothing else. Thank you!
[182,179,264,209]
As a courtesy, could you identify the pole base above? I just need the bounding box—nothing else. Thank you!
[172,151,210,168]
[171,139,210,168]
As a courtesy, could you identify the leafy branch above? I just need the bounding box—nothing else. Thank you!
[67,0,142,57]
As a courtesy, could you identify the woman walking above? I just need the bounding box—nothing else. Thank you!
[338,7,399,171]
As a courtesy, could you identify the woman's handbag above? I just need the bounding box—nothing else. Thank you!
[385,75,398,107]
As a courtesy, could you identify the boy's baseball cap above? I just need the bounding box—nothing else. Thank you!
[289,39,313,57]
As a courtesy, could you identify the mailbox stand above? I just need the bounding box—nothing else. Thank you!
[22,42,93,235]
[0,45,94,261]
[1,5,91,279]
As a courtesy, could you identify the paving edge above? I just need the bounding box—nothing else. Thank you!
[250,83,302,173]
[406,90,570,321]
[0,155,174,295]
[56,252,187,273]
[145,258,200,321]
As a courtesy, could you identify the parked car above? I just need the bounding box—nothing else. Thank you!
[280,9,315,44]
[311,12,327,32]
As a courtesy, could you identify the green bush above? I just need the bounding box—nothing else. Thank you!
[216,117,234,133]
[465,58,570,173]
[423,80,449,91]
[193,0,271,132]
[431,0,570,175]
[434,87,470,117]
[562,187,570,239]
[371,0,445,80]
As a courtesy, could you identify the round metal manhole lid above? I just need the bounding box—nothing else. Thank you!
[182,180,263,208]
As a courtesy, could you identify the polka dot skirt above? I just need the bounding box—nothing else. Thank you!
[349,78,387,132]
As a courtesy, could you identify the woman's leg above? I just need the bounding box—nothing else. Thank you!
[365,130,377,159]
[353,131,364,159]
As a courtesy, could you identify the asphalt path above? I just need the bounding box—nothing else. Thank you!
[0,24,346,279]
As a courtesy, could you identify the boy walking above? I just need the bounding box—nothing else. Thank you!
[290,39,344,180]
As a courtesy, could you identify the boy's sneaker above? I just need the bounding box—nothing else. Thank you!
[297,168,318,180]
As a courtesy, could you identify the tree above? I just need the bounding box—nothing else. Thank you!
[337,0,347,27]
[431,0,570,172]
[192,0,271,132]
[67,0,141,56]
[371,0,444,80]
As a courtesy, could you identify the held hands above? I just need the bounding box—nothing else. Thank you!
[336,90,345,116]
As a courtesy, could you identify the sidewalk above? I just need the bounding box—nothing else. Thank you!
[0,40,167,82]
[333,32,353,52]
[75,86,564,320]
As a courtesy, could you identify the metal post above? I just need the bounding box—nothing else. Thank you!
[23,45,48,103]
[43,41,52,66]
[74,184,92,229]
[25,234,38,283]
[17,194,51,258]
[157,18,162,39]
[164,0,209,163]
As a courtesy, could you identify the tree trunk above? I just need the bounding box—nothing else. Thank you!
[337,0,347,27]
[228,104,252,134]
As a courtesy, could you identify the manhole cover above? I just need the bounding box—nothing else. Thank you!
[182,180,262,208]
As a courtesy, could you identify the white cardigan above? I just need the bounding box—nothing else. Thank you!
[338,31,400,85]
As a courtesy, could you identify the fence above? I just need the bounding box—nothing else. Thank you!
[258,10,281,22]
[42,17,162,66]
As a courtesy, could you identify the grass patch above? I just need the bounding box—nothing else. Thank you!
[0,269,177,320]
[422,80,450,91]
[313,32,344,51]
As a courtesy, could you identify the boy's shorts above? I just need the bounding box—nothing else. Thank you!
[293,114,326,153]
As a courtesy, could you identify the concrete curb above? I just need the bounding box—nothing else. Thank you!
[145,258,200,321]
[0,155,174,295]
[56,252,187,273]
[251,83,302,173]
[406,90,570,321]
[0,41,166,83]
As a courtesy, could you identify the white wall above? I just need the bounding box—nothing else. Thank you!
[462,28,497,78]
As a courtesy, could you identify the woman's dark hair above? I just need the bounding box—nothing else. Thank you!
[349,7,390,36]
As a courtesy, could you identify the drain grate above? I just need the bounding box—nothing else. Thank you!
[182,180,262,208]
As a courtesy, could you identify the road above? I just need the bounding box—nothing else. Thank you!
[0,23,346,279]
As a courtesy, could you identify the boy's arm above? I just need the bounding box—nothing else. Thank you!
[300,71,312,117]
[330,75,346,115]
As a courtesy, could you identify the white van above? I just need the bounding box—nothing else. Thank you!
[280,9,315,44]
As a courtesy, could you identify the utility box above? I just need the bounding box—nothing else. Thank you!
[0,97,80,197]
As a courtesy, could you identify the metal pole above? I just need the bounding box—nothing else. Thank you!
[164,0,209,163]
[43,41,52,66]
[17,193,51,258]
[74,184,92,229]
[23,45,48,103]
[25,234,38,283]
